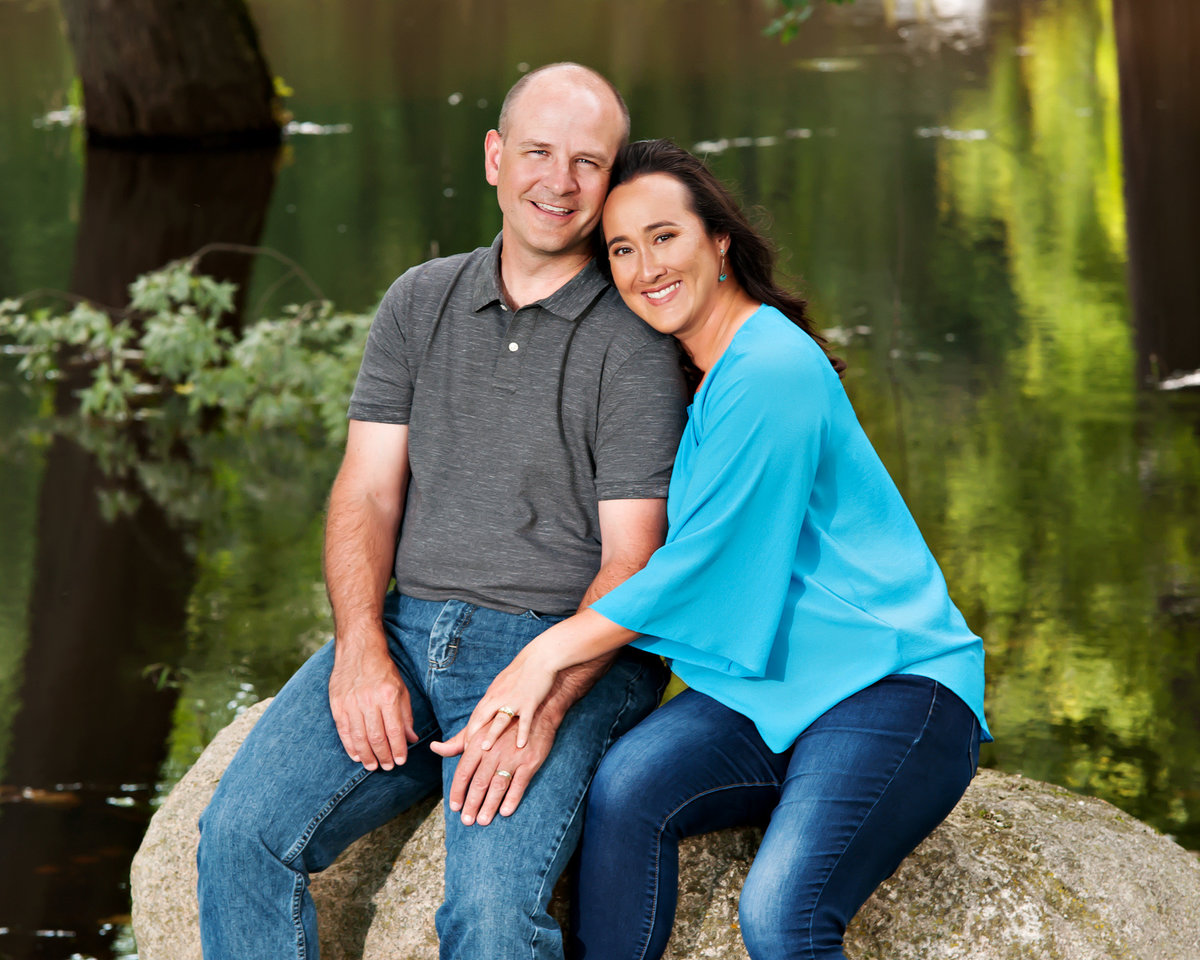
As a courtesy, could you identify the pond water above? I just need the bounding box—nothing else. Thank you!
[1,0,1198,957]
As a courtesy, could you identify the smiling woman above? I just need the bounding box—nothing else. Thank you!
[602,138,843,385]
[605,173,732,346]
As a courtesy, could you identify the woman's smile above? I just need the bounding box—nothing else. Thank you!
[643,280,681,302]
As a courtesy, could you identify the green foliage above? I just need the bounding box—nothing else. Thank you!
[764,0,855,42]
[0,259,371,442]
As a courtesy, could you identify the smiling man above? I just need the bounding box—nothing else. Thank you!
[195,64,686,960]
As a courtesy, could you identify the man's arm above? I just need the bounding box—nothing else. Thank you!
[324,419,417,771]
[544,496,669,708]
[432,497,668,824]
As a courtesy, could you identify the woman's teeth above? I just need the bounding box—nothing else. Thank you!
[645,282,680,301]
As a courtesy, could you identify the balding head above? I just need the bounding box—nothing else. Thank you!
[498,63,630,145]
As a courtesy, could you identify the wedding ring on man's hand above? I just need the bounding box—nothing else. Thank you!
[496,770,513,780]
[498,706,516,718]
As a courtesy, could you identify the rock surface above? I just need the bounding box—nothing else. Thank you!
[132,699,1200,960]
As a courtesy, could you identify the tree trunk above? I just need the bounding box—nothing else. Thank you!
[69,145,279,318]
[0,133,279,951]
[60,0,281,147]
[1113,0,1200,384]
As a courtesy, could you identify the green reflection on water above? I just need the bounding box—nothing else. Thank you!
[0,361,45,778]
[159,428,336,788]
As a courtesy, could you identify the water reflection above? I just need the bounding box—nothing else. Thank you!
[0,1,1197,958]
[1113,0,1200,383]
[1,130,279,954]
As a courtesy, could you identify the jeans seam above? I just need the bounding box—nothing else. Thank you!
[518,659,656,960]
[802,681,940,960]
[279,767,373,866]
[634,780,779,960]
[526,660,654,960]
[292,871,308,960]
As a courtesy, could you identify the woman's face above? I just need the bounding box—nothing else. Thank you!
[603,173,728,342]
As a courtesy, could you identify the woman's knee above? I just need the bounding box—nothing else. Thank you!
[585,732,667,825]
[738,858,845,960]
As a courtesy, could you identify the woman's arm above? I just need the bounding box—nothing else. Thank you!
[463,607,640,749]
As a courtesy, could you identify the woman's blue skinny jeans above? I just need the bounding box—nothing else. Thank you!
[570,675,980,960]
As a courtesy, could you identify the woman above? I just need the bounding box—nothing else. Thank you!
[462,140,991,960]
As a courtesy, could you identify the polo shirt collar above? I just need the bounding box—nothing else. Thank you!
[472,233,610,321]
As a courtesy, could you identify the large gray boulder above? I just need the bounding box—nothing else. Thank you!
[132,699,1200,960]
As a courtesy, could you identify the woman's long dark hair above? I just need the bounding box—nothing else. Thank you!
[602,139,844,376]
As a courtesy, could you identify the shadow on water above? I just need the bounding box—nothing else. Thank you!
[1114,0,1200,385]
[0,143,278,959]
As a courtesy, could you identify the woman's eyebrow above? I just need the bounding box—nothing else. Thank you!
[606,220,680,247]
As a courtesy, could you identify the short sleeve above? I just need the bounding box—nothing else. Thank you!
[347,274,414,424]
[591,334,834,678]
[593,338,688,501]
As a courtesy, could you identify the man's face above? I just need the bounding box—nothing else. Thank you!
[485,76,626,262]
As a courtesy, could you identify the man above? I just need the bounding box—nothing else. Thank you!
[196,63,686,960]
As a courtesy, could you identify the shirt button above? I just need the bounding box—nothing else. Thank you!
[508,341,519,352]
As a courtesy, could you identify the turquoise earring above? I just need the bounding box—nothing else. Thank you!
[718,248,727,282]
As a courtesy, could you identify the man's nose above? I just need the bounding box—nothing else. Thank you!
[543,157,578,195]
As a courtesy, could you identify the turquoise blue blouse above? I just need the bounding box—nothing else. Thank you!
[591,305,991,753]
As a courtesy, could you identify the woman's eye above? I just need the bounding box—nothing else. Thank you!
[654,233,673,243]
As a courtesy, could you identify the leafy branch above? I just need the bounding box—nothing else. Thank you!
[0,259,369,441]
[764,0,855,43]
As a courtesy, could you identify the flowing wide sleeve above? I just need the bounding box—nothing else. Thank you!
[591,331,835,679]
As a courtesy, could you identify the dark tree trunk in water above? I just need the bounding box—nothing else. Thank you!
[70,145,279,317]
[0,138,279,954]
[1113,0,1200,384]
[60,0,281,146]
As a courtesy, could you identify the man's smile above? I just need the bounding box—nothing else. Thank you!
[531,200,574,216]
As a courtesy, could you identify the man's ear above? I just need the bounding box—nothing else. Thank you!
[484,129,503,186]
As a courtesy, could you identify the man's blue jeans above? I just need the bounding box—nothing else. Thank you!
[197,592,663,960]
[570,675,981,960]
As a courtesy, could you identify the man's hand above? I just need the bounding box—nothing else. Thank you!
[431,708,559,825]
[328,638,418,771]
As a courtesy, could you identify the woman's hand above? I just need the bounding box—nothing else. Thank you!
[462,637,562,749]
[458,609,638,750]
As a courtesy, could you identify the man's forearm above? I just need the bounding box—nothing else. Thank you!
[539,552,653,722]
[323,484,403,648]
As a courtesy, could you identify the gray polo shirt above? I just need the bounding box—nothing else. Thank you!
[348,236,687,616]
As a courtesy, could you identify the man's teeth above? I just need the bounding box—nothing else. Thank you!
[645,282,680,301]
[534,202,571,214]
